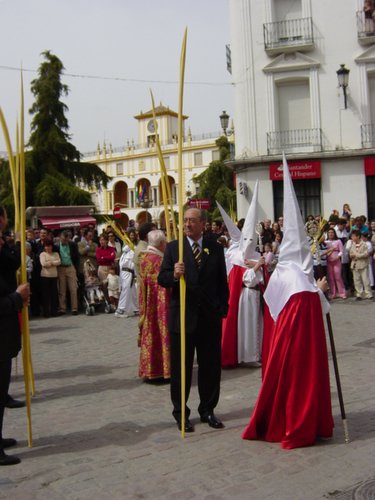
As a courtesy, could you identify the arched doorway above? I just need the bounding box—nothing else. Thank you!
[136,210,152,225]
[135,178,151,206]
[113,181,128,206]
[158,176,176,205]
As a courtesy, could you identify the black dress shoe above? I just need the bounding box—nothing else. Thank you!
[0,450,21,466]
[1,438,17,449]
[5,396,25,409]
[176,418,194,433]
[200,413,224,429]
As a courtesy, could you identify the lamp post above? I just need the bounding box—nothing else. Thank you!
[220,110,230,136]
[336,64,350,109]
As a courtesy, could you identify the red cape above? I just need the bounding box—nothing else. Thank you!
[242,291,334,449]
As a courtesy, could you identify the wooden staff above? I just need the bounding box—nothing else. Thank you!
[178,29,187,438]
[325,312,349,443]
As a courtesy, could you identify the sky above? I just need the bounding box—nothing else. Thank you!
[0,0,232,156]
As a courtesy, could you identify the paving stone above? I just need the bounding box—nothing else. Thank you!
[1,300,374,499]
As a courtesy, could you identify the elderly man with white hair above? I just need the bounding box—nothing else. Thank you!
[138,230,171,381]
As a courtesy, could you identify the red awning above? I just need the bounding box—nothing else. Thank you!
[39,216,96,230]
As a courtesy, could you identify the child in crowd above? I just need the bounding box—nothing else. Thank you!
[362,232,374,289]
[84,260,105,305]
[349,230,373,300]
[263,242,277,274]
[106,265,120,311]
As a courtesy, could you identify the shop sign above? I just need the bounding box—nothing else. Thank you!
[269,160,321,181]
[364,157,375,176]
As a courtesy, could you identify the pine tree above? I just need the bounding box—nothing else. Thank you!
[0,50,109,217]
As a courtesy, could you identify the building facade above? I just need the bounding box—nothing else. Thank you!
[229,0,375,222]
[84,105,222,228]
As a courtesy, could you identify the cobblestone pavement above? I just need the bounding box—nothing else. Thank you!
[1,297,374,500]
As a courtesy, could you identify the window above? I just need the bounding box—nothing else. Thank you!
[277,80,310,131]
[116,162,123,176]
[273,178,321,221]
[194,152,203,166]
[212,150,220,162]
[130,190,135,208]
[153,187,158,206]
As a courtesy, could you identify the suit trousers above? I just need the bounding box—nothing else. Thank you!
[58,265,78,312]
[352,267,373,298]
[170,312,222,421]
[0,358,12,441]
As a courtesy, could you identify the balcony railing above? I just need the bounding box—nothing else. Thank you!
[263,17,314,54]
[267,128,322,155]
[356,10,375,44]
[361,124,375,148]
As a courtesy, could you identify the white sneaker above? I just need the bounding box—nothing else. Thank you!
[115,310,125,318]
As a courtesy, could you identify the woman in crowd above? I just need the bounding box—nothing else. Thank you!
[39,239,61,317]
[325,228,346,299]
[342,203,352,219]
[96,235,116,286]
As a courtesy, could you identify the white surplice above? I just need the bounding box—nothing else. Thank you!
[237,267,264,363]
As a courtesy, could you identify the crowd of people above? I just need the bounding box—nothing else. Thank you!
[1,194,375,464]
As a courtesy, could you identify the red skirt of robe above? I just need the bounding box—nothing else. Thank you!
[221,265,246,367]
[242,291,334,449]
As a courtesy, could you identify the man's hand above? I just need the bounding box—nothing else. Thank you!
[173,262,185,279]
[16,283,30,304]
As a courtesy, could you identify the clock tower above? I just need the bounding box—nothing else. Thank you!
[134,104,188,147]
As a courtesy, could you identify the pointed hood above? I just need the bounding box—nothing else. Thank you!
[240,180,260,261]
[278,154,314,280]
[264,155,317,321]
[216,201,241,244]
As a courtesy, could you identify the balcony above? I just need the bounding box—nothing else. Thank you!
[267,128,322,155]
[361,124,375,148]
[263,18,314,55]
[356,11,375,45]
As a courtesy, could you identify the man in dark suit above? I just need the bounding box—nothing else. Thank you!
[158,208,229,432]
[0,206,30,465]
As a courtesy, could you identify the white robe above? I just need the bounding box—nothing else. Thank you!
[237,267,263,363]
[117,246,138,314]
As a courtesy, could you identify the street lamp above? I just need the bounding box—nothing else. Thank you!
[336,64,350,109]
[220,110,230,136]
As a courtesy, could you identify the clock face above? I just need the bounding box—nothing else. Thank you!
[147,120,155,133]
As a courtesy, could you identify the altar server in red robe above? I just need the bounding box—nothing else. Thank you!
[242,154,334,449]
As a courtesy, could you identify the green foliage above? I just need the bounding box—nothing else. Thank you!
[192,136,236,220]
[0,50,110,217]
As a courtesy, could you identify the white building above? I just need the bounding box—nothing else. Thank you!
[84,104,223,228]
[228,0,375,222]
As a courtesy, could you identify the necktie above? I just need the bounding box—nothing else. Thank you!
[192,242,202,269]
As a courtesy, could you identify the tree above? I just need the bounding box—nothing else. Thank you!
[192,136,236,220]
[0,50,109,216]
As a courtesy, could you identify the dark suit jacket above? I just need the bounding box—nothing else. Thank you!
[0,245,22,361]
[158,236,229,335]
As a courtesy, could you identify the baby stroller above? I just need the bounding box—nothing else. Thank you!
[82,259,111,315]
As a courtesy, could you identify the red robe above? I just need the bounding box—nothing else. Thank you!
[242,291,334,449]
[221,265,246,367]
